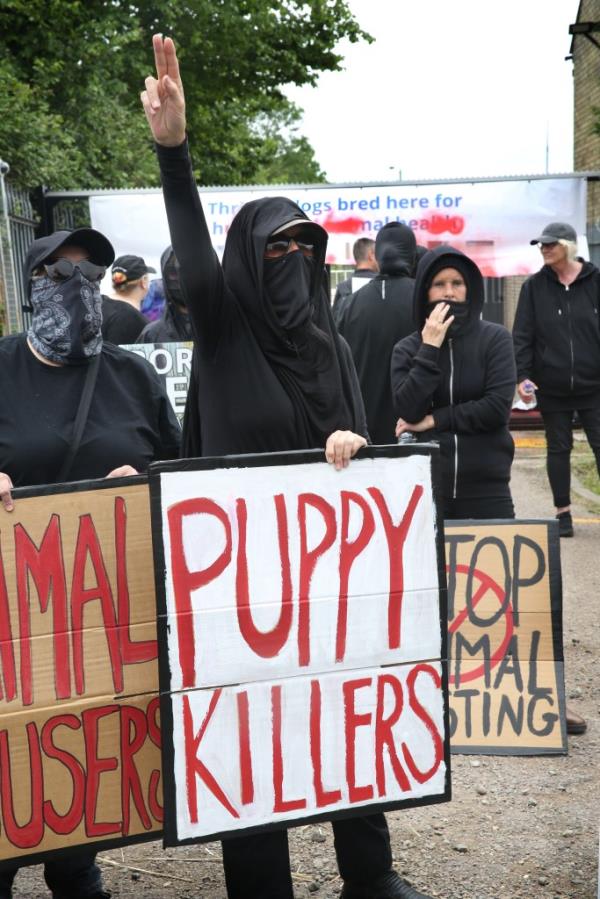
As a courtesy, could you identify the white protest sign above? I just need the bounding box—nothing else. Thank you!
[90,176,586,277]
[149,448,450,844]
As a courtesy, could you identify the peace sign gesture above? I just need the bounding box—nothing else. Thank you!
[141,34,186,147]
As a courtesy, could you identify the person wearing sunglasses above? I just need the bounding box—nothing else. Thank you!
[139,34,436,899]
[0,227,181,896]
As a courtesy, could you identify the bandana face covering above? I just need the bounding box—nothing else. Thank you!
[428,299,470,337]
[28,271,103,365]
[264,252,314,331]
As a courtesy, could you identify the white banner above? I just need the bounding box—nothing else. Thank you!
[150,450,449,844]
[91,176,587,278]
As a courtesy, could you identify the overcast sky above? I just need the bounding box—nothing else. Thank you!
[284,0,580,184]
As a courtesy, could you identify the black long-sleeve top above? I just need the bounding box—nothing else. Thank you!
[156,141,368,457]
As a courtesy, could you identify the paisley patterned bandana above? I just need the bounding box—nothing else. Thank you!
[28,270,103,365]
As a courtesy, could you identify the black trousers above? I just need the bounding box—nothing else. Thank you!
[443,494,515,521]
[221,813,392,899]
[0,850,102,899]
[541,407,600,508]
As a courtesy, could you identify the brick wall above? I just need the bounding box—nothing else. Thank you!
[573,0,600,172]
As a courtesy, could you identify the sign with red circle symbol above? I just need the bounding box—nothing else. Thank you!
[444,522,567,756]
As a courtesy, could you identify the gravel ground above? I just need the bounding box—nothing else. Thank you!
[11,436,600,899]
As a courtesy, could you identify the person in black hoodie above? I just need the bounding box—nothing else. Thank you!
[141,34,434,899]
[338,222,417,444]
[391,245,516,519]
[512,222,600,540]
[136,245,193,343]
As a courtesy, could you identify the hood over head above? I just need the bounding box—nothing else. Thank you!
[413,244,484,329]
[222,196,327,329]
[160,245,185,307]
[219,196,360,447]
[375,222,416,277]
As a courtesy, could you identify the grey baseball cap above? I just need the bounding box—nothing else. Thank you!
[530,222,577,245]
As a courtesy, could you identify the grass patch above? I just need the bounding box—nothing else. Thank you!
[571,443,600,496]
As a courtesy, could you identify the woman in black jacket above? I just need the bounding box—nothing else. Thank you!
[140,34,432,899]
[391,246,516,520]
[512,222,600,539]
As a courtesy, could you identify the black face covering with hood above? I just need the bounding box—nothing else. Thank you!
[218,196,360,448]
[413,245,483,339]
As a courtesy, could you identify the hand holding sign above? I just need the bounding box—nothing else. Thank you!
[141,35,187,147]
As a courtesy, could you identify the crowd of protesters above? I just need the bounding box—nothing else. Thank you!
[0,29,596,899]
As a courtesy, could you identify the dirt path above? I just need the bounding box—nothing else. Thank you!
[12,437,600,899]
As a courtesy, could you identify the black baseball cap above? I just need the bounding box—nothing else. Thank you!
[23,228,115,280]
[530,222,577,245]
[111,254,156,284]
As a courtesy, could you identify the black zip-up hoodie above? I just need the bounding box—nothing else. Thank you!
[390,246,516,500]
[512,260,600,411]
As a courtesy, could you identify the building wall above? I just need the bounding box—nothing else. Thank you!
[572,0,600,264]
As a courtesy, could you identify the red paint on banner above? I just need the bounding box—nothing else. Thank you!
[310,679,342,808]
[168,499,233,689]
[367,485,423,650]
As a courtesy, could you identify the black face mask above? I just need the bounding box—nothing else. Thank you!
[263,252,314,330]
[428,300,470,337]
[163,256,186,308]
[28,270,103,364]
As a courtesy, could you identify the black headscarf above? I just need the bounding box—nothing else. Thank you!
[219,196,360,447]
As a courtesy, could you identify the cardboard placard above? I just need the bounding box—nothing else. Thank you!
[446,521,566,755]
[0,478,162,866]
[149,446,451,846]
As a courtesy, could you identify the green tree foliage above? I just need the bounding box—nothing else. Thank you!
[0,1,369,188]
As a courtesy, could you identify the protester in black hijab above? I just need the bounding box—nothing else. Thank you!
[141,33,434,899]
[137,245,193,342]
[391,245,516,519]
[337,222,417,444]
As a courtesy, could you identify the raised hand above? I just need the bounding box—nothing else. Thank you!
[141,34,186,147]
[422,302,453,348]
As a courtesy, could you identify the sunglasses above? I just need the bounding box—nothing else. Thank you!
[264,237,315,259]
[41,258,107,282]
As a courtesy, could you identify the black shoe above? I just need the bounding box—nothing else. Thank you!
[566,706,587,735]
[556,511,574,537]
[341,870,434,899]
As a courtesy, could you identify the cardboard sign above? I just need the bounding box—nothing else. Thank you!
[149,447,451,846]
[121,342,193,423]
[446,521,566,755]
[0,479,162,866]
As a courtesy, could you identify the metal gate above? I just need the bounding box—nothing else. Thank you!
[0,167,38,334]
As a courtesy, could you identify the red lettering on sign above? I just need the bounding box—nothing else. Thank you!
[272,685,307,813]
[374,674,410,796]
[402,664,443,784]
[115,497,157,665]
[146,696,163,822]
[182,690,239,822]
[310,680,342,808]
[343,677,374,803]
[367,485,423,649]
[0,543,16,703]
[0,721,44,848]
[15,516,70,706]
[71,515,123,696]
[297,493,336,666]
[120,704,152,835]
[168,499,232,689]
[236,495,293,657]
[83,704,121,838]
[41,714,85,835]
[337,491,375,663]
[237,691,254,805]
